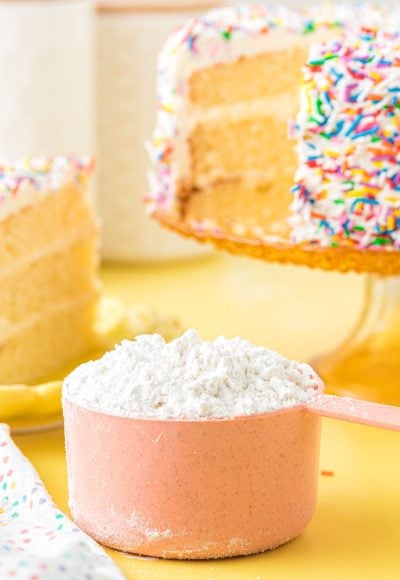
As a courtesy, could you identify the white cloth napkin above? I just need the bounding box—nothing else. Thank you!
[0,425,125,579]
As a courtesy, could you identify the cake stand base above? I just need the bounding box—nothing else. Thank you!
[312,275,400,406]
[156,212,400,276]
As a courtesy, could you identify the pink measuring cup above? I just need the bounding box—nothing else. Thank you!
[63,388,400,560]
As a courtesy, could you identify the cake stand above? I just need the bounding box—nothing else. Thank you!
[157,212,400,406]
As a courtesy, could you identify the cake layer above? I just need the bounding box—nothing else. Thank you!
[0,297,97,385]
[189,113,295,190]
[189,46,308,108]
[0,182,96,266]
[0,235,97,326]
[184,178,291,239]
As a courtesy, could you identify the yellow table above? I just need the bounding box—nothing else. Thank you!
[15,255,400,579]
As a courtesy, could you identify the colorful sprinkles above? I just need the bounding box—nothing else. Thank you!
[291,28,400,249]
[0,156,94,205]
[0,425,123,579]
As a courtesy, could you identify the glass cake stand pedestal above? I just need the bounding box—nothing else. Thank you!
[157,212,400,406]
[312,275,400,406]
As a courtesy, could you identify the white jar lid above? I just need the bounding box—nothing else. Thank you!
[97,0,221,13]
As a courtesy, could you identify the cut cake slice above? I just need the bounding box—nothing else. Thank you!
[0,157,99,384]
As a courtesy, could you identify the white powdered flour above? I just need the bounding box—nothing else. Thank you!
[63,330,322,420]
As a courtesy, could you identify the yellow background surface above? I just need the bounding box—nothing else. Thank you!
[15,255,400,579]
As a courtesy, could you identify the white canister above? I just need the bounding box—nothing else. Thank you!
[97,1,218,262]
[0,0,94,160]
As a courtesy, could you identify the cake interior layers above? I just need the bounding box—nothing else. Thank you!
[189,45,309,107]
[184,179,291,239]
[189,110,296,188]
[0,236,97,325]
[0,182,99,385]
[0,299,97,385]
[0,180,93,264]
[180,41,310,238]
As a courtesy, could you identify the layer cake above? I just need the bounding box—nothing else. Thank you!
[0,157,98,384]
[147,3,393,249]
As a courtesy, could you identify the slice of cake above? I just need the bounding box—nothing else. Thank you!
[291,28,400,250]
[0,157,99,384]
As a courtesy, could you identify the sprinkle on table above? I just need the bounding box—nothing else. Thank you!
[321,469,335,477]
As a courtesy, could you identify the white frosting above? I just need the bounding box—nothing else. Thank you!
[0,156,93,222]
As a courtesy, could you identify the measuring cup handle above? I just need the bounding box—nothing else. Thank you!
[306,394,400,432]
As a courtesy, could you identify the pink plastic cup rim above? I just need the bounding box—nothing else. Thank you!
[63,382,323,424]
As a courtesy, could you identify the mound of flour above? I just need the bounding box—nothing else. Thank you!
[63,330,322,420]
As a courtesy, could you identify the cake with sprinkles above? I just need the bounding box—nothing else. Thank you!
[147,3,387,241]
[0,157,99,384]
[292,28,400,250]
